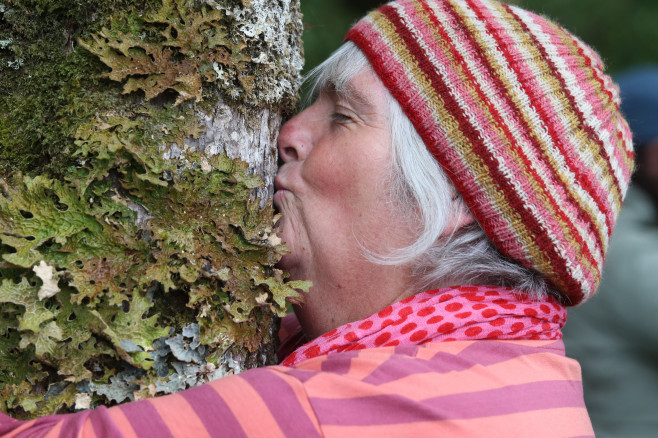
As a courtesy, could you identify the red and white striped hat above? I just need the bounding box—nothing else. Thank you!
[346,0,634,305]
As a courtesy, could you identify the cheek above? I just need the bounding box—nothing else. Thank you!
[302,147,369,201]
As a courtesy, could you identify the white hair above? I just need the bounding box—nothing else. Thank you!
[305,42,556,301]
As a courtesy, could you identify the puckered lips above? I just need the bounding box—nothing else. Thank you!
[273,175,292,213]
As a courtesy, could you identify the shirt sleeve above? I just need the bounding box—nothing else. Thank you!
[0,366,321,438]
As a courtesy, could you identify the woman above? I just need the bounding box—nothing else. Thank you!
[0,0,633,436]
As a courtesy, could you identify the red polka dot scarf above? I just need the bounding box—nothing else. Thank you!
[281,285,566,367]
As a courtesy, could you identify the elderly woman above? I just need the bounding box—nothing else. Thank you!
[0,0,633,436]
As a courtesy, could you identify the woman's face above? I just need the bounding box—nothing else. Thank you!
[274,69,416,339]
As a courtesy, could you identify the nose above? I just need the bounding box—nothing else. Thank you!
[277,110,312,163]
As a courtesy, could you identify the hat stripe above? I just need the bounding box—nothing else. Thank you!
[346,0,634,303]
[520,16,633,243]
[393,0,600,290]
[562,27,635,189]
[510,8,628,213]
[475,1,616,240]
[513,7,633,205]
[431,0,604,280]
[416,0,605,274]
[457,0,611,260]
[374,3,587,296]
[354,14,546,273]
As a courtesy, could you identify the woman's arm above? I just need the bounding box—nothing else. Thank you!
[0,365,321,438]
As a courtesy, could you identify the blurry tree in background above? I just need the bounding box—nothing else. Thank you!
[300,0,379,74]
[301,0,658,76]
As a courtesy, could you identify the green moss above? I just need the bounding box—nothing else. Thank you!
[0,0,303,177]
[0,133,309,417]
[1,1,144,177]
[0,0,306,418]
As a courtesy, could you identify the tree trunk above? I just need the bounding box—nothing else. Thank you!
[0,0,306,418]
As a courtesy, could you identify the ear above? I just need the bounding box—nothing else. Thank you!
[441,203,476,237]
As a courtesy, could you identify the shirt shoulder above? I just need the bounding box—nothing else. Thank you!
[284,339,593,438]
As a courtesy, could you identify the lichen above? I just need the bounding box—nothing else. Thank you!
[209,0,304,105]
[0,0,306,419]
[0,140,309,417]
[0,0,303,177]
[77,0,248,106]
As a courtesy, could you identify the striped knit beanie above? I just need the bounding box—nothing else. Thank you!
[346,0,634,305]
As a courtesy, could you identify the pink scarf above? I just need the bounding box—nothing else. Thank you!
[281,284,566,367]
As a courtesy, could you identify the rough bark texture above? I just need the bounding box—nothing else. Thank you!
[189,104,281,203]
[0,0,305,418]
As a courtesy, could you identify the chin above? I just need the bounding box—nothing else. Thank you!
[274,231,298,271]
[275,251,293,271]
[278,258,306,287]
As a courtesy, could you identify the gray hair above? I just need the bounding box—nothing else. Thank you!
[306,42,556,301]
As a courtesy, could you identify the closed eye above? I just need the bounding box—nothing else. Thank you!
[331,113,352,123]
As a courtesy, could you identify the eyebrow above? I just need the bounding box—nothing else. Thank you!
[332,81,374,112]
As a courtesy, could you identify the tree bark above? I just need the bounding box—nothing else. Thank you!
[0,0,305,418]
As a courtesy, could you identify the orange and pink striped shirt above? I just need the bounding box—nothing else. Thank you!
[0,286,594,437]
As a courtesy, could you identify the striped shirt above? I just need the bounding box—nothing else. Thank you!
[0,339,593,437]
[0,286,594,437]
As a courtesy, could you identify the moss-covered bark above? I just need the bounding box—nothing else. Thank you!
[0,0,306,418]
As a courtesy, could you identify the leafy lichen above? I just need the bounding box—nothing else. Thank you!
[0,136,309,417]
[0,0,306,419]
[0,0,303,177]
[77,0,248,106]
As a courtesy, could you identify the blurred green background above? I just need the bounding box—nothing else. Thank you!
[300,0,658,76]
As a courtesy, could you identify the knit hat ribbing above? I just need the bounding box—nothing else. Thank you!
[346,0,634,305]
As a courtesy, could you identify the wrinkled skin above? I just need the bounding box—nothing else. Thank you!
[274,70,419,339]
